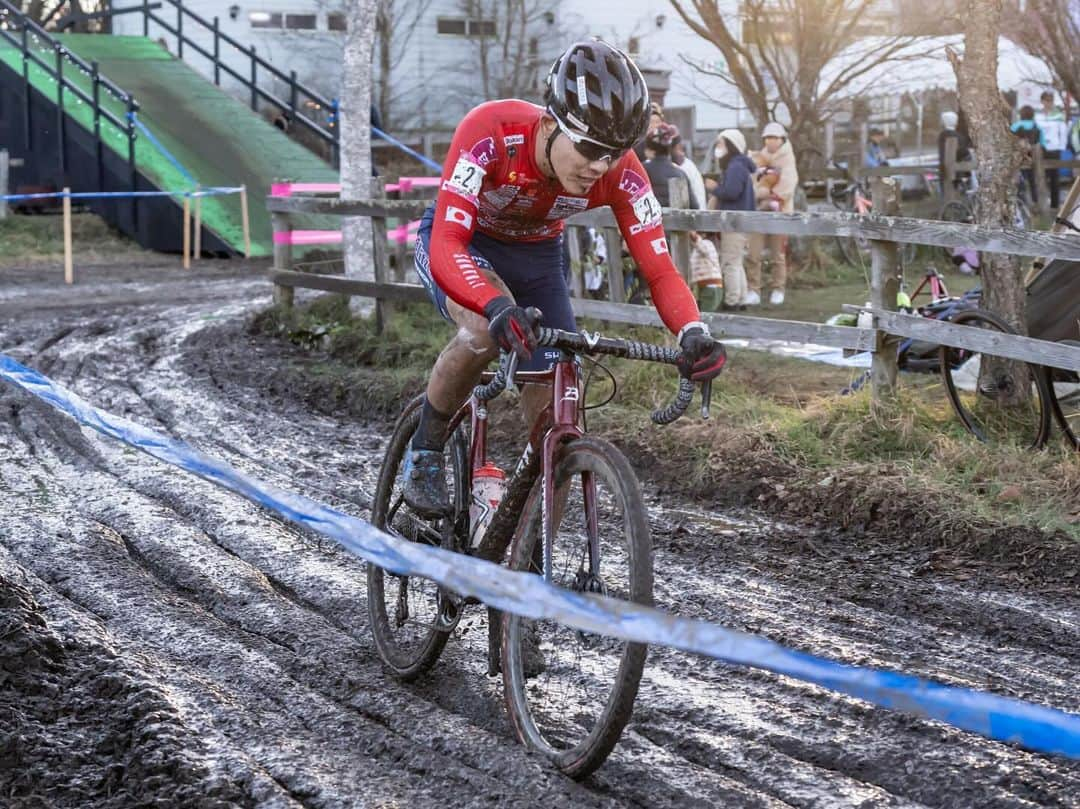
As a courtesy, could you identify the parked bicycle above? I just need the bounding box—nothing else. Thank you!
[829,160,917,268]
[846,267,1053,448]
[367,318,712,778]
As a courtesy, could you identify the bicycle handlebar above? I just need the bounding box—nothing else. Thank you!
[473,325,706,425]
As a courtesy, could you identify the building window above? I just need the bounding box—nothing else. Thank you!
[528,37,538,56]
[285,14,317,30]
[437,17,496,37]
[328,12,346,31]
[437,17,467,35]
[249,12,283,28]
[627,36,640,55]
[469,19,496,36]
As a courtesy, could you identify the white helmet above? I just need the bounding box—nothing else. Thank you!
[941,111,959,129]
[761,121,787,139]
[718,128,746,154]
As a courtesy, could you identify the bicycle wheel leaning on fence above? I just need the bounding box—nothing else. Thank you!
[939,309,1052,448]
[1044,340,1080,450]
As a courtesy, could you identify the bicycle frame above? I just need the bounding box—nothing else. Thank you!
[452,357,596,583]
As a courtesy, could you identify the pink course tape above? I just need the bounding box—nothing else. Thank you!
[273,230,344,246]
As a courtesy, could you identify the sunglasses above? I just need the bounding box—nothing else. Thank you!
[554,115,626,164]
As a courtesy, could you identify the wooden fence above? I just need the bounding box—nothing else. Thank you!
[266,176,1080,399]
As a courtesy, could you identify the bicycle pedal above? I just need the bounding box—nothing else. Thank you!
[435,591,465,633]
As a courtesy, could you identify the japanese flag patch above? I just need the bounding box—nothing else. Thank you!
[445,206,474,229]
[650,237,669,255]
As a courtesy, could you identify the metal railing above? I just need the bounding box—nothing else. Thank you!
[137,0,339,166]
[0,0,140,221]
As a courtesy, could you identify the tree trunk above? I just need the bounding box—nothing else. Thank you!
[342,1,378,317]
[952,0,1029,404]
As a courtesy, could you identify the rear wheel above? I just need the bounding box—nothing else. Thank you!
[940,309,1052,448]
[1045,340,1080,450]
[367,396,469,680]
[502,436,652,780]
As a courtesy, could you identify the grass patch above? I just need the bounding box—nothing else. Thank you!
[252,293,1080,545]
[0,212,149,266]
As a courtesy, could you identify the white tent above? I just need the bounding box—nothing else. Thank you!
[822,35,1056,100]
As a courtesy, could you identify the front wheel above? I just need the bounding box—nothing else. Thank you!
[367,395,469,680]
[940,309,1052,448]
[501,437,652,780]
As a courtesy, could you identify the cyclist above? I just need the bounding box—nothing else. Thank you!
[405,39,726,517]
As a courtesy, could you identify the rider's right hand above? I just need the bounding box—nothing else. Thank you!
[484,296,539,361]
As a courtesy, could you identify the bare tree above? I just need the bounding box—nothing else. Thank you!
[375,0,434,129]
[668,0,930,145]
[342,0,378,314]
[456,0,564,104]
[1003,0,1080,104]
[949,0,1030,401]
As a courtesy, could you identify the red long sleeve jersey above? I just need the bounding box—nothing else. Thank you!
[430,99,700,335]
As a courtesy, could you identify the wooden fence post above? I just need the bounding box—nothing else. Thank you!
[603,227,625,304]
[1032,146,1047,215]
[0,149,8,220]
[943,136,957,204]
[271,211,294,309]
[240,185,252,258]
[371,186,391,333]
[869,177,900,398]
[62,188,74,285]
[667,176,692,284]
[565,225,585,298]
[193,191,202,261]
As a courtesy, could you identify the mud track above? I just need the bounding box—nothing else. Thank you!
[0,261,1077,807]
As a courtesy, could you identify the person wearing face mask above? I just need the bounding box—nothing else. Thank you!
[745,121,798,306]
[708,129,754,309]
[403,39,726,516]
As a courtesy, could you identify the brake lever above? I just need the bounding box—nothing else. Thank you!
[505,351,520,394]
[700,379,712,420]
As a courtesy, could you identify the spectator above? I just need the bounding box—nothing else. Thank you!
[938,110,973,193]
[672,135,707,210]
[1035,90,1068,209]
[709,128,754,309]
[1011,105,1044,204]
[689,231,724,312]
[644,124,701,209]
[1069,115,1080,156]
[634,101,665,162]
[864,127,889,169]
[746,122,798,306]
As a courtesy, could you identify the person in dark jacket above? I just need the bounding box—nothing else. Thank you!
[644,124,700,209]
[709,128,755,307]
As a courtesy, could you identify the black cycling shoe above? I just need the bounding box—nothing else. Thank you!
[401,445,451,518]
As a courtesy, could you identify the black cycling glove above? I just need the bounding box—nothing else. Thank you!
[484,296,539,361]
[677,324,727,382]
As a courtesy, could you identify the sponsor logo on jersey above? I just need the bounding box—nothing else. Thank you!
[482,184,519,210]
[469,136,497,166]
[545,194,590,220]
[650,236,669,255]
[618,168,649,197]
[452,252,486,289]
[503,134,525,147]
[445,206,474,229]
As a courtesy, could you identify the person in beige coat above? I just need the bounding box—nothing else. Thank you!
[745,122,799,305]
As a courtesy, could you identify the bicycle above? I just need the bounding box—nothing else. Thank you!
[845,267,1052,448]
[367,318,712,778]
[829,161,917,268]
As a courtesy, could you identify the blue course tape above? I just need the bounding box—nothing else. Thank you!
[129,112,197,186]
[372,125,442,173]
[1,352,1078,761]
[1,189,242,202]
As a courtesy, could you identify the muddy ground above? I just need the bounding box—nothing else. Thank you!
[0,259,1078,808]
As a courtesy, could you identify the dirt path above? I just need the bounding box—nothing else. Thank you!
[0,261,1077,807]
